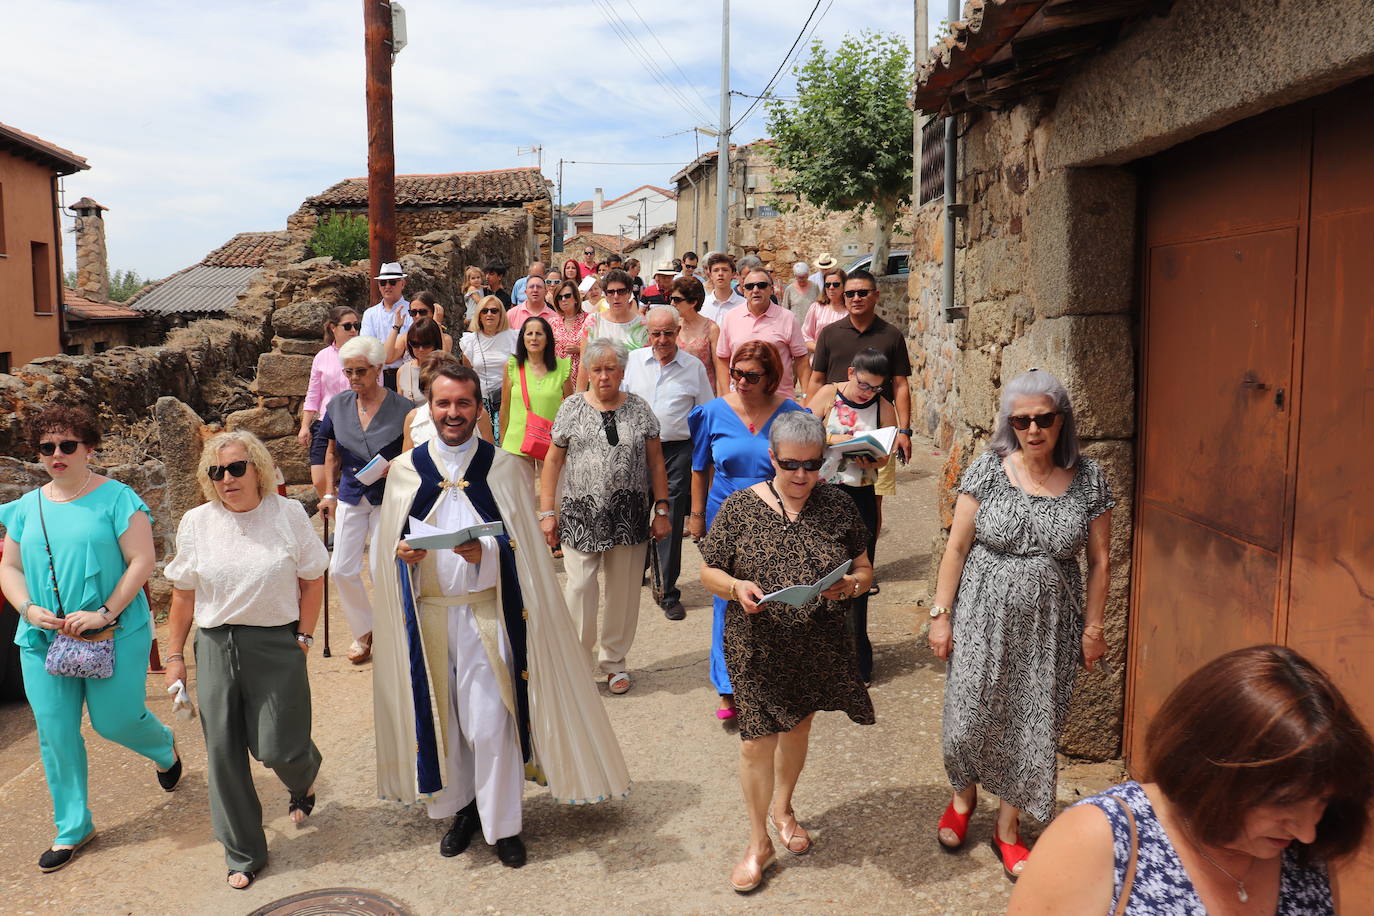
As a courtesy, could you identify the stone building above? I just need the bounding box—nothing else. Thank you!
[126,230,298,323]
[670,141,911,271]
[290,168,553,265]
[910,2,1374,893]
[60,198,157,355]
[0,122,88,370]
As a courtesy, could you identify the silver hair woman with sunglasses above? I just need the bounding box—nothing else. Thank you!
[699,410,875,893]
[0,405,180,875]
[928,368,1114,881]
[164,430,329,890]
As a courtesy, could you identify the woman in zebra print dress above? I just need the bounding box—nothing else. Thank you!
[927,369,1113,879]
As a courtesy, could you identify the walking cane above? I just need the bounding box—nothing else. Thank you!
[322,512,332,658]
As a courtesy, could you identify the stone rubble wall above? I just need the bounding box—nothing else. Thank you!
[288,201,551,265]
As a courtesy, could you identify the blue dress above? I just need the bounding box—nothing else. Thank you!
[1078,782,1333,915]
[688,397,807,695]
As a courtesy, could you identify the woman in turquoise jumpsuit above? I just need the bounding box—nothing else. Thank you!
[0,405,180,873]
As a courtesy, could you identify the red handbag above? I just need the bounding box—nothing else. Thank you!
[518,362,553,460]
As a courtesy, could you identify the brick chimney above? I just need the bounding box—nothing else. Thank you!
[71,197,110,301]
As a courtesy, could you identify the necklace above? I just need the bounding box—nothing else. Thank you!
[47,469,94,503]
[1188,830,1255,904]
[1020,455,1055,494]
[738,398,772,434]
[764,478,804,522]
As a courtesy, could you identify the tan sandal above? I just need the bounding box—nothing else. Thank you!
[729,847,776,893]
[347,633,372,665]
[768,809,812,855]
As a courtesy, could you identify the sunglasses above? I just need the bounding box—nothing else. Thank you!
[207,460,250,481]
[408,308,430,318]
[824,281,842,289]
[853,378,885,394]
[668,295,689,304]
[776,457,824,472]
[480,307,501,315]
[600,411,619,447]
[730,367,766,385]
[339,321,360,331]
[559,292,576,300]
[584,251,595,257]
[38,440,80,456]
[378,279,401,286]
[342,366,375,377]
[741,281,771,291]
[1008,412,1060,431]
[648,329,677,338]
[843,288,875,299]
[604,287,629,296]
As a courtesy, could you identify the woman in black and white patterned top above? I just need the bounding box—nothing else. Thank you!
[928,368,1113,879]
[1009,645,1374,915]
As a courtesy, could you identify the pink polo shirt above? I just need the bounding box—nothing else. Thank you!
[715,302,808,398]
[304,343,350,414]
[507,301,560,330]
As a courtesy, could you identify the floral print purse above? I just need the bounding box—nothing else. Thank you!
[36,496,115,679]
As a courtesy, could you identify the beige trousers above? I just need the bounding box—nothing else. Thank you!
[560,541,648,676]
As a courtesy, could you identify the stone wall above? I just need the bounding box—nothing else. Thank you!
[289,201,551,266]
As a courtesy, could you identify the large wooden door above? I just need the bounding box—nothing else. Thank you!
[1132,79,1374,900]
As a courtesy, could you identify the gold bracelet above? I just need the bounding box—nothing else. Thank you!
[1084,624,1105,635]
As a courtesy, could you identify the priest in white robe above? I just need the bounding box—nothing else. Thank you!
[372,363,630,867]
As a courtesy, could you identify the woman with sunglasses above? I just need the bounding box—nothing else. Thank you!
[397,317,444,405]
[410,291,453,352]
[807,348,896,686]
[310,334,413,666]
[460,295,517,443]
[163,430,329,890]
[539,338,671,696]
[668,276,721,395]
[576,269,647,390]
[802,266,849,355]
[687,341,807,720]
[548,280,590,385]
[698,410,874,893]
[499,316,573,462]
[297,306,361,448]
[0,405,180,874]
[929,368,1113,880]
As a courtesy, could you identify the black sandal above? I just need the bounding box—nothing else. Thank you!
[227,869,256,890]
[289,791,316,824]
[156,752,183,792]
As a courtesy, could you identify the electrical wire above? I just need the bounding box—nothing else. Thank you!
[565,160,689,166]
[624,0,716,119]
[594,0,716,126]
[730,0,832,131]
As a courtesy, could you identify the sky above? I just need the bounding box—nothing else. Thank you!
[4,0,945,280]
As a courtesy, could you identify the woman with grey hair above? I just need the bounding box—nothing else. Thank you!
[699,409,875,893]
[539,338,670,695]
[928,368,1113,880]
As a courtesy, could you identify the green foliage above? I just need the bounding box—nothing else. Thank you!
[308,210,370,263]
[63,267,150,301]
[764,30,914,219]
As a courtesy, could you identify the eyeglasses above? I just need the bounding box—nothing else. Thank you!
[776,457,824,472]
[824,281,842,289]
[730,367,766,385]
[604,287,629,296]
[207,460,250,481]
[342,366,375,377]
[339,321,360,331]
[843,288,875,299]
[1008,412,1060,431]
[409,308,430,318]
[38,440,80,456]
[583,250,595,257]
[668,295,690,304]
[600,410,619,446]
[853,378,885,394]
[648,329,677,338]
[558,293,576,300]
[378,279,401,286]
[480,307,501,315]
[741,281,771,292]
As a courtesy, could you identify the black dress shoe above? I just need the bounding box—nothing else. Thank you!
[495,834,526,868]
[440,802,481,857]
[157,754,183,792]
[38,833,93,873]
[662,600,686,621]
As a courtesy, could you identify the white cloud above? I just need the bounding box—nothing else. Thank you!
[2,0,917,279]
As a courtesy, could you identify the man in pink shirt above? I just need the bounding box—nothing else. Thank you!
[714,265,809,398]
[505,276,558,329]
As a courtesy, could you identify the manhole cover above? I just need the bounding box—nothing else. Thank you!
[248,888,412,916]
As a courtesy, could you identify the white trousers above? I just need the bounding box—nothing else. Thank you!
[332,498,378,639]
[561,541,648,676]
[424,604,523,844]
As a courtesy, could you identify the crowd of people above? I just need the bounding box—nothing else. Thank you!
[1,246,1371,911]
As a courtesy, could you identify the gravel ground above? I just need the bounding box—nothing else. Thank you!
[0,437,1123,915]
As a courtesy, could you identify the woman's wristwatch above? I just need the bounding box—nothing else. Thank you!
[537,510,557,520]
[653,499,670,518]
[295,631,314,647]
[18,600,33,623]
[929,605,951,618]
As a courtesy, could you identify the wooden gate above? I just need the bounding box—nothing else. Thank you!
[1130,78,1374,898]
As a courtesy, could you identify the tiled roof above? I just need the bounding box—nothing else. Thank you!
[307,168,549,209]
[565,231,641,254]
[669,141,771,184]
[0,121,88,175]
[605,184,677,206]
[568,199,593,217]
[63,288,143,321]
[124,265,260,316]
[201,231,292,268]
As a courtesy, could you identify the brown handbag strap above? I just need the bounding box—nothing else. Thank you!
[1109,794,1139,916]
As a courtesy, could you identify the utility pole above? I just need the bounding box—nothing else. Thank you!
[555,158,564,254]
[364,0,396,305]
[715,0,730,255]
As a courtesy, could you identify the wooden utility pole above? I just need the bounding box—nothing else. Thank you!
[364,0,396,305]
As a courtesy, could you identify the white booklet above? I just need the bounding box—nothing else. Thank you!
[825,426,898,461]
[404,516,505,551]
[355,454,390,486]
[759,559,853,608]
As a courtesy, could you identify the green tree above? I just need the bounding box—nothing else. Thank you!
[308,210,370,263]
[109,269,149,302]
[765,31,913,275]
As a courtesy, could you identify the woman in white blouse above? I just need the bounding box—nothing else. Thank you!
[162,430,329,892]
[459,295,517,443]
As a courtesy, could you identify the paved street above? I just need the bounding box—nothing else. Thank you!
[0,439,1117,914]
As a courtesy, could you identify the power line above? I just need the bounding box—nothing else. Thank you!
[731,0,830,131]
[594,0,716,126]
[565,159,687,166]
[624,0,716,119]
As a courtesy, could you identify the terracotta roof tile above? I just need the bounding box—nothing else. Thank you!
[200,231,292,268]
[0,121,88,175]
[568,199,594,216]
[564,231,642,254]
[308,168,549,209]
[605,184,678,206]
[63,288,143,321]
